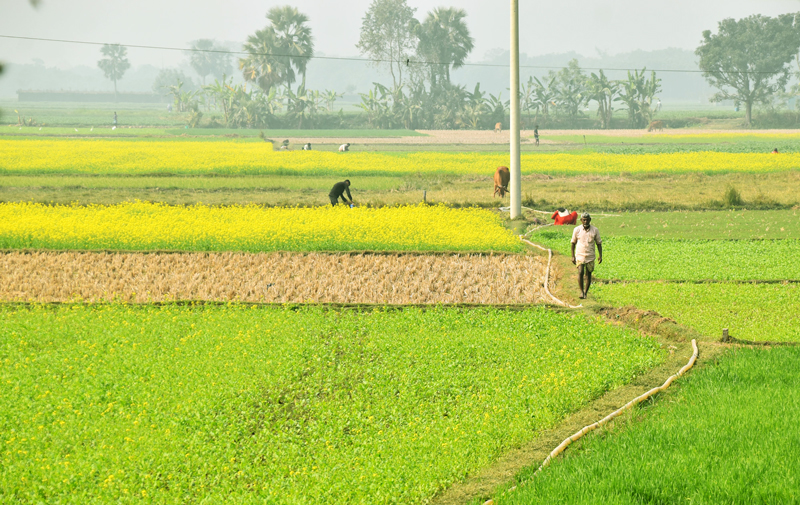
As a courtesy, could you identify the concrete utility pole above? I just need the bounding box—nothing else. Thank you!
[509,0,522,219]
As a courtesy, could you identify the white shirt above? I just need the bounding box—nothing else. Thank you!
[571,225,602,263]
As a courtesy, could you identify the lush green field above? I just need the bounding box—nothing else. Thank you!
[595,282,800,342]
[588,209,800,240]
[0,304,664,504]
[529,227,800,281]
[494,346,800,504]
[0,202,523,253]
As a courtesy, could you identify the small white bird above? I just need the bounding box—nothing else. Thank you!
[74,128,78,132]
[90,127,94,131]
[112,126,116,130]
[39,127,42,130]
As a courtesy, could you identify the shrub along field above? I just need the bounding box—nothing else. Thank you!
[0,304,664,504]
[493,346,800,504]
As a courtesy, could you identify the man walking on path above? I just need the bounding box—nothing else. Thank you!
[571,212,603,299]
[329,180,354,206]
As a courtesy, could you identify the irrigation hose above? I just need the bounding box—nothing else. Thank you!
[520,237,582,309]
[484,339,699,504]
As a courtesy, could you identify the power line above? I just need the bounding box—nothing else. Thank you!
[0,33,786,75]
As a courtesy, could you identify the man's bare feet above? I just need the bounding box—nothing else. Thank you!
[579,294,587,299]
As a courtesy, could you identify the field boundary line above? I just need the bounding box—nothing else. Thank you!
[595,278,800,285]
[0,301,571,311]
[0,248,525,256]
[486,339,699,504]
[521,237,582,309]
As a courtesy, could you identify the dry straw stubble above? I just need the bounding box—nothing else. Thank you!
[0,251,548,304]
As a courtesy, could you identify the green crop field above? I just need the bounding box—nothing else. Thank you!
[0,304,664,504]
[594,282,800,342]
[528,228,800,281]
[492,346,800,504]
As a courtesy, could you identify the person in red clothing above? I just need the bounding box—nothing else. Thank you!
[552,208,578,225]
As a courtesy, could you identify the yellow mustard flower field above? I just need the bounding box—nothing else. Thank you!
[0,201,523,252]
[1,138,798,176]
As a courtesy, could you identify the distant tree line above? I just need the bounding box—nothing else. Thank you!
[80,4,800,129]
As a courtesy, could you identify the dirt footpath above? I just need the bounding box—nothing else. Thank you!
[285,128,800,146]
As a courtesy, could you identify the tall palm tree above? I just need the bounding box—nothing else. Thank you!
[266,6,314,88]
[97,44,130,101]
[416,7,474,86]
[239,28,290,93]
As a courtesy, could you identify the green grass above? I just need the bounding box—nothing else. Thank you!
[0,304,664,504]
[529,227,800,281]
[494,346,800,504]
[588,209,800,240]
[595,282,800,342]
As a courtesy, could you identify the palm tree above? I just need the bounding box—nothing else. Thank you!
[240,28,291,93]
[97,44,130,101]
[416,7,474,86]
[189,39,231,86]
[267,6,314,88]
[587,70,618,129]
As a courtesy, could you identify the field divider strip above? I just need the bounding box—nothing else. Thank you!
[485,338,699,504]
[521,237,582,309]
[595,278,800,285]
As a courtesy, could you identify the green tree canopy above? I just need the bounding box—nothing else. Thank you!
[97,43,131,101]
[240,28,291,93]
[189,39,232,85]
[267,6,314,87]
[240,6,313,93]
[416,7,474,87]
[357,0,418,89]
[696,13,800,125]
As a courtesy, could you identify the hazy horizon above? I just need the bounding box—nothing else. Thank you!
[2,0,799,69]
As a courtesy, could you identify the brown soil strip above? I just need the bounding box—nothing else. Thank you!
[0,251,547,304]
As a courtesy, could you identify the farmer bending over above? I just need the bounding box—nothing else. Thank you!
[571,212,603,299]
[329,179,353,206]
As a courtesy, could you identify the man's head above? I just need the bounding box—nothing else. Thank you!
[344,179,350,186]
[581,212,591,228]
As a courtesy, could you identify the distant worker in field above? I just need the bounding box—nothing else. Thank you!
[533,125,539,146]
[329,179,354,207]
[552,208,578,225]
[571,213,603,300]
[303,142,312,151]
[494,122,502,133]
[338,142,351,152]
[772,148,779,154]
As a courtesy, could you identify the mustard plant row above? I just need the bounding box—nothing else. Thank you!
[1,139,798,176]
[0,202,523,253]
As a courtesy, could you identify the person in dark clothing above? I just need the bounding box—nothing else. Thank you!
[329,180,353,206]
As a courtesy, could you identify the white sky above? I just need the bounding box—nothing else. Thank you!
[1,0,799,68]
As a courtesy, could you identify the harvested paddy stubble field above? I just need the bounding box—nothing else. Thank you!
[0,251,548,304]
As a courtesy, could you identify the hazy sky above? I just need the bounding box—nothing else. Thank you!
[2,0,799,68]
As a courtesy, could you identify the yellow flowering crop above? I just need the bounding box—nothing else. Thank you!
[1,139,797,176]
[0,201,523,252]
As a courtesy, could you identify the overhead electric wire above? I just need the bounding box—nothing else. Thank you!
[0,33,785,75]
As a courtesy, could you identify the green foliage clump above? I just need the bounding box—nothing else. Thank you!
[0,305,663,503]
